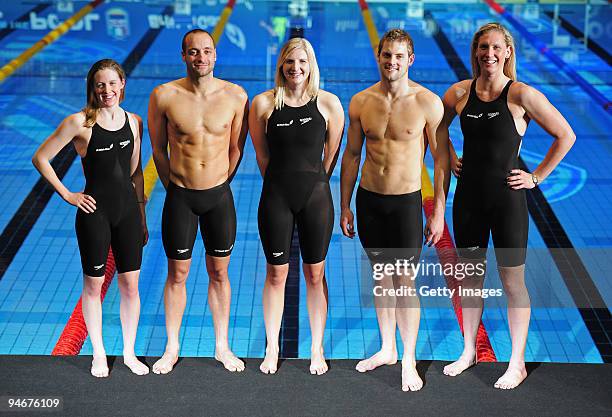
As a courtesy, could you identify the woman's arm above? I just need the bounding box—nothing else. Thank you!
[320,91,345,177]
[32,113,96,212]
[248,92,273,177]
[507,83,576,189]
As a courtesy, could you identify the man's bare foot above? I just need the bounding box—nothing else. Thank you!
[356,349,397,373]
[260,346,279,374]
[152,350,179,375]
[401,360,423,392]
[443,351,476,377]
[215,349,245,372]
[123,355,149,376]
[91,355,109,378]
[310,347,328,375]
[494,364,527,389]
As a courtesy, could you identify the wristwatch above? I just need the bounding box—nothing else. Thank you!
[531,173,539,187]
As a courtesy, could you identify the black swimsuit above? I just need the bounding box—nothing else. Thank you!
[454,80,528,267]
[258,98,334,265]
[75,112,143,276]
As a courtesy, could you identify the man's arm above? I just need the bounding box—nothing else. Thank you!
[148,86,171,189]
[339,94,365,238]
[228,87,249,182]
[128,113,148,245]
[423,92,448,246]
[321,92,345,177]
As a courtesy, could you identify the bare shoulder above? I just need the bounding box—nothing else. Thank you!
[508,80,541,104]
[129,112,143,124]
[57,112,89,141]
[252,90,275,116]
[413,83,440,102]
[126,111,142,133]
[442,79,471,105]
[318,89,342,109]
[252,89,274,105]
[66,111,86,128]
[350,85,373,107]
[151,79,181,103]
[411,84,442,113]
[219,79,248,102]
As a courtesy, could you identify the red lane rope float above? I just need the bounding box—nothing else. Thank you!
[422,198,496,362]
[52,252,116,355]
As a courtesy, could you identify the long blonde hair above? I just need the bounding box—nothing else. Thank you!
[274,38,320,110]
[82,59,126,127]
[470,22,517,81]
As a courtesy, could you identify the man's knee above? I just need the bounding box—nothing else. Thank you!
[207,264,229,283]
[168,261,190,285]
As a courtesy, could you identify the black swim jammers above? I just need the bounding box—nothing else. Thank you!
[162,181,236,260]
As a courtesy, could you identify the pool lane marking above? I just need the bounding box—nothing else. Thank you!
[483,0,611,113]
[0,0,104,84]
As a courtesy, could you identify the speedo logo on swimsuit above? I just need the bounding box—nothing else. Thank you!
[95,143,113,152]
[466,113,483,119]
[299,117,312,125]
[176,248,190,254]
[276,120,293,127]
[465,246,480,252]
[93,264,104,270]
[370,251,382,256]
[272,252,284,257]
[119,140,130,148]
[487,112,499,119]
[214,244,234,254]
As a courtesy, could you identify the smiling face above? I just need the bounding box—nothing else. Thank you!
[474,30,512,77]
[281,47,310,87]
[182,31,216,78]
[93,68,125,108]
[377,40,414,82]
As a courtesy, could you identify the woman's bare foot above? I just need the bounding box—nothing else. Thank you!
[260,346,279,374]
[215,348,245,372]
[356,349,397,373]
[494,363,527,389]
[91,355,109,378]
